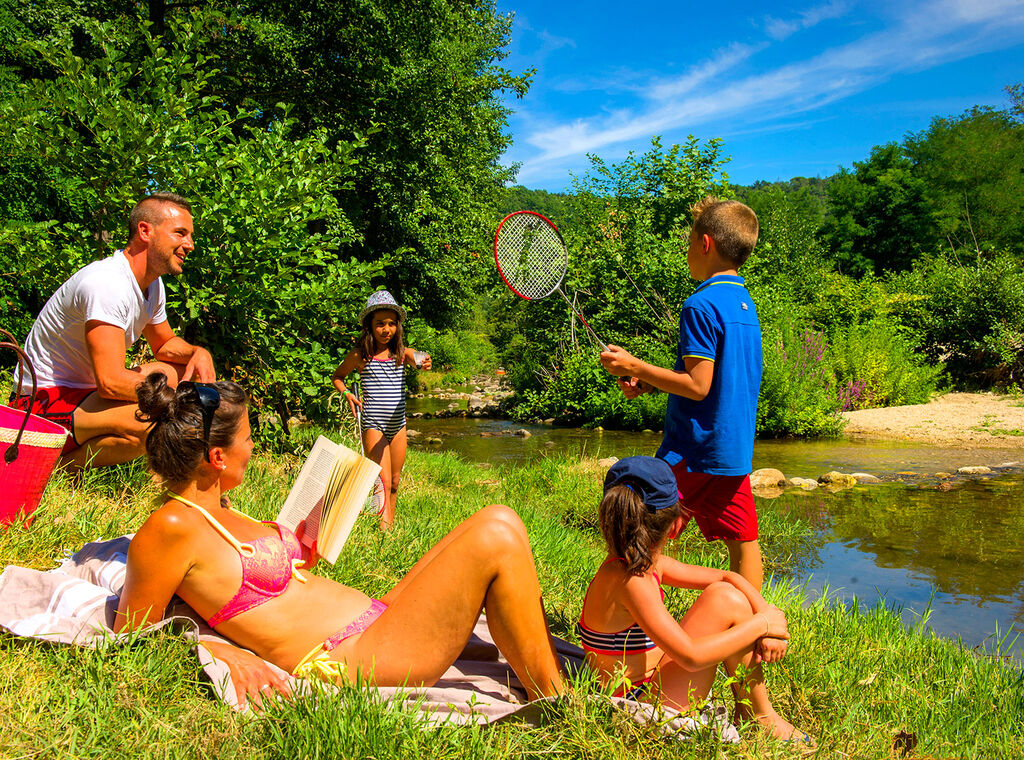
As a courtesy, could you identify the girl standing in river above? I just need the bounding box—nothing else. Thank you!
[580,456,813,746]
[332,290,430,530]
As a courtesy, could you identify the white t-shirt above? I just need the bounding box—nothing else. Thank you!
[20,251,167,392]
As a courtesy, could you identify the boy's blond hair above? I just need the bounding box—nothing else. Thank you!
[691,197,759,267]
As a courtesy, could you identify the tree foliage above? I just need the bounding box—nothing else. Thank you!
[0,11,379,437]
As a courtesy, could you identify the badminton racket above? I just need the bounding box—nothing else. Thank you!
[351,380,387,516]
[494,210,607,350]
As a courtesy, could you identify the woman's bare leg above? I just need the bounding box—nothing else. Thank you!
[655,582,803,741]
[363,428,394,529]
[346,505,563,699]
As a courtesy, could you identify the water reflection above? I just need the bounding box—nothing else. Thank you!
[768,479,1024,652]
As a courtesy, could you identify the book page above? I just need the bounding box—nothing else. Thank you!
[275,436,340,545]
[317,449,381,564]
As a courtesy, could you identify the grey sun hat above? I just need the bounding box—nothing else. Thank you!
[359,290,407,323]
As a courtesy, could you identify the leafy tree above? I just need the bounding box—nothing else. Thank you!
[904,106,1024,257]
[821,143,931,275]
[0,0,530,329]
[0,11,379,437]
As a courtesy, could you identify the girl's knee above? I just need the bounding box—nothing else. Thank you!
[704,581,750,614]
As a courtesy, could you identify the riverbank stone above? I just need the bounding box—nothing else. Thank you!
[788,477,819,490]
[514,429,531,438]
[407,429,421,439]
[852,473,881,484]
[597,457,618,468]
[957,465,993,475]
[819,471,857,488]
[750,468,786,489]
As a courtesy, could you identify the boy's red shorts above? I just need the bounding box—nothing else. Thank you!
[10,386,92,454]
[668,459,758,542]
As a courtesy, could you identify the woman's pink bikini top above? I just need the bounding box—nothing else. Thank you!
[168,493,307,627]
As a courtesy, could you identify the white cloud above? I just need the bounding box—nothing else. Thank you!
[765,0,851,41]
[513,0,1024,184]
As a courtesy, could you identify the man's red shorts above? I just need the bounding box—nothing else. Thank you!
[10,387,93,454]
[668,459,758,542]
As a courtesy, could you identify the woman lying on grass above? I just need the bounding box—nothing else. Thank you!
[114,374,563,705]
[580,456,813,746]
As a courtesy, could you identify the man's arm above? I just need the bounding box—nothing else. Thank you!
[601,346,714,400]
[86,322,161,401]
[143,320,216,382]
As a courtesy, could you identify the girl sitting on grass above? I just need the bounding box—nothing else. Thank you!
[332,290,430,530]
[115,373,562,706]
[580,456,813,746]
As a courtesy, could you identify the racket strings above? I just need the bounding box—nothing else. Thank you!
[495,214,568,300]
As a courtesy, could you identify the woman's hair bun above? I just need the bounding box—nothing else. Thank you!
[135,372,176,424]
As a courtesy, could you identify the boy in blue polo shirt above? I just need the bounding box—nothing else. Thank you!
[600,197,764,588]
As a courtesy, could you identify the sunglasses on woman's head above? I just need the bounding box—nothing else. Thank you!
[179,381,221,461]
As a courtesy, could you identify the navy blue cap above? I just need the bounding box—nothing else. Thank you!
[604,456,679,511]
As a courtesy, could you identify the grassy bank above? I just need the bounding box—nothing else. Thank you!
[1,439,1022,759]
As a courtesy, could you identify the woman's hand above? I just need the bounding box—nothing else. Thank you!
[202,640,291,710]
[294,519,321,569]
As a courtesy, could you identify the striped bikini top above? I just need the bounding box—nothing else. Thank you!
[578,559,665,656]
[167,492,307,628]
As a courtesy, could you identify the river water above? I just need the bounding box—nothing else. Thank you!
[407,399,1024,654]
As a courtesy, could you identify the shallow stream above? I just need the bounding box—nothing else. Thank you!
[408,395,1024,653]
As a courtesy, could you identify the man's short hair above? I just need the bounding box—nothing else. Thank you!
[127,193,192,242]
[691,197,759,267]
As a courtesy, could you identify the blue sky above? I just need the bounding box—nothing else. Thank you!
[495,0,1024,191]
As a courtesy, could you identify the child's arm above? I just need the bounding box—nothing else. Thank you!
[657,556,789,663]
[621,574,787,671]
[657,556,769,613]
[601,346,714,400]
[331,350,363,408]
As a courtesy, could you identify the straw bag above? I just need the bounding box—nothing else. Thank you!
[0,329,69,526]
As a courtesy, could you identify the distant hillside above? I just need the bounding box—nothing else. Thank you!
[496,186,571,225]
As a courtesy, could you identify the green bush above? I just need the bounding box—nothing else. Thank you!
[510,350,667,430]
[414,327,498,376]
[829,319,943,409]
[758,320,844,437]
[887,250,1024,388]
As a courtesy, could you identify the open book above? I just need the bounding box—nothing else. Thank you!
[275,436,382,565]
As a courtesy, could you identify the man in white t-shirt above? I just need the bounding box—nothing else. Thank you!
[12,193,215,468]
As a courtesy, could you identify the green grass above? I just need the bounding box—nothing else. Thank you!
[2,440,1023,759]
[971,414,1024,436]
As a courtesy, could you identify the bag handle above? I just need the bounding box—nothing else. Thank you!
[1,329,38,464]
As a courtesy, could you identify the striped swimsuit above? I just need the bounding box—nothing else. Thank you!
[579,560,666,701]
[360,356,406,440]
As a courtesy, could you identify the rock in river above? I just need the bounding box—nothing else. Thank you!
[750,468,786,489]
[818,471,857,487]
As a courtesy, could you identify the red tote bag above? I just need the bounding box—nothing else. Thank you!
[1,329,69,526]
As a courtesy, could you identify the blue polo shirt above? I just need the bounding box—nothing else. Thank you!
[656,274,762,476]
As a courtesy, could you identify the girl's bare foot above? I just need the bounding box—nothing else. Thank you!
[756,712,816,750]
